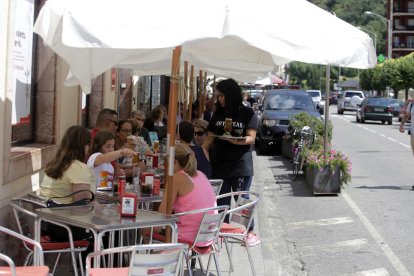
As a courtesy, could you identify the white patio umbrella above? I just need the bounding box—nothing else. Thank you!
[33,0,376,229]
[34,0,376,94]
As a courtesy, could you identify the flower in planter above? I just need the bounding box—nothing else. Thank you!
[305,148,352,185]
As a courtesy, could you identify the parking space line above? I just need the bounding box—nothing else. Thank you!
[340,268,389,276]
[342,192,410,275]
[286,217,353,229]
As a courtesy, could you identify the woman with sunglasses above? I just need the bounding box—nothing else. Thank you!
[202,78,260,247]
[192,118,209,147]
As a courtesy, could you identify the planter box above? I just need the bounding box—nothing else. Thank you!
[305,166,341,195]
[281,139,294,159]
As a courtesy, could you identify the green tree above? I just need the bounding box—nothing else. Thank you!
[371,64,388,95]
[359,68,375,91]
[389,55,414,99]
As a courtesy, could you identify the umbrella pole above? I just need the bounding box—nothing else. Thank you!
[323,65,330,159]
[165,46,182,243]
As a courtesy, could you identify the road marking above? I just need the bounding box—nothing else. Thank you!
[287,217,353,229]
[331,115,411,149]
[342,192,410,275]
[399,142,410,148]
[302,239,367,250]
[340,268,389,276]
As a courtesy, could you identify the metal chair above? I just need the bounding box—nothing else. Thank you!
[208,179,223,196]
[216,191,260,276]
[174,205,228,276]
[10,196,90,276]
[146,205,228,275]
[0,226,49,276]
[85,243,188,276]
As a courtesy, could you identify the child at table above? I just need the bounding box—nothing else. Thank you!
[87,131,136,190]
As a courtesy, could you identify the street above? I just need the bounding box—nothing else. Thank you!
[254,105,414,276]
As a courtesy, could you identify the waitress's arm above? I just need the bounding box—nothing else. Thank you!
[220,128,257,146]
[202,131,215,152]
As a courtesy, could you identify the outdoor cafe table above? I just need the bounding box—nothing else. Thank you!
[34,204,178,253]
[95,190,163,210]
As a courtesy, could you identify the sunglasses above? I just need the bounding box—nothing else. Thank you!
[195,131,205,136]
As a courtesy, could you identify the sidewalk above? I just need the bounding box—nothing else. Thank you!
[193,151,282,276]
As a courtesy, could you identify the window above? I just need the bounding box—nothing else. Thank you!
[11,0,37,145]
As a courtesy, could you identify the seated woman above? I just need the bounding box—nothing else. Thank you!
[157,143,216,245]
[177,121,211,178]
[40,125,95,242]
[192,118,209,147]
[115,119,148,177]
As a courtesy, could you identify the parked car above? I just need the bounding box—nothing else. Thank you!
[385,98,404,117]
[256,89,323,154]
[337,90,365,114]
[398,99,414,122]
[356,97,394,125]
[328,91,340,105]
[306,90,324,115]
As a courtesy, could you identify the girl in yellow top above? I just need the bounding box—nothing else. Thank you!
[40,125,95,242]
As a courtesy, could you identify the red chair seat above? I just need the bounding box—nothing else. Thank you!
[148,232,211,254]
[26,236,89,250]
[220,222,245,234]
[0,266,49,276]
[89,267,128,276]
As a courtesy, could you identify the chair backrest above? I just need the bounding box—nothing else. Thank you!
[129,243,187,276]
[208,179,223,196]
[174,205,228,248]
[0,226,45,266]
[9,197,45,245]
[85,243,187,276]
[216,191,260,234]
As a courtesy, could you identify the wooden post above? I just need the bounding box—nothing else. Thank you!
[183,61,189,121]
[198,70,203,118]
[165,46,181,242]
[188,65,194,121]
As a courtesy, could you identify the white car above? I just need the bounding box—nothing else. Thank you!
[337,90,365,114]
[306,90,324,114]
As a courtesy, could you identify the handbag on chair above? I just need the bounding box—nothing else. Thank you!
[46,190,95,208]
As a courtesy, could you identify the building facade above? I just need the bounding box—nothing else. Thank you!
[389,0,414,58]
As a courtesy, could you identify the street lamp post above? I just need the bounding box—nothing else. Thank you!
[357,26,377,53]
[364,11,392,59]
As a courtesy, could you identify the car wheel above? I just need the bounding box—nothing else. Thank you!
[388,119,393,125]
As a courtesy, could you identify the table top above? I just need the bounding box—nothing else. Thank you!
[96,190,163,204]
[35,204,176,231]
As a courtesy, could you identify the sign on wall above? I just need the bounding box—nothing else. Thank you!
[12,0,34,125]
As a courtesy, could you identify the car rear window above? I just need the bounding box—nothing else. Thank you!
[367,98,390,105]
[308,91,321,97]
[345,92,363,98]
[266,94,314,110]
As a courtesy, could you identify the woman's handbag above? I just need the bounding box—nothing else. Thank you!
[46,190,95,208]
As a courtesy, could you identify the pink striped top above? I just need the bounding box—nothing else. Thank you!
[173,170,216,246]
